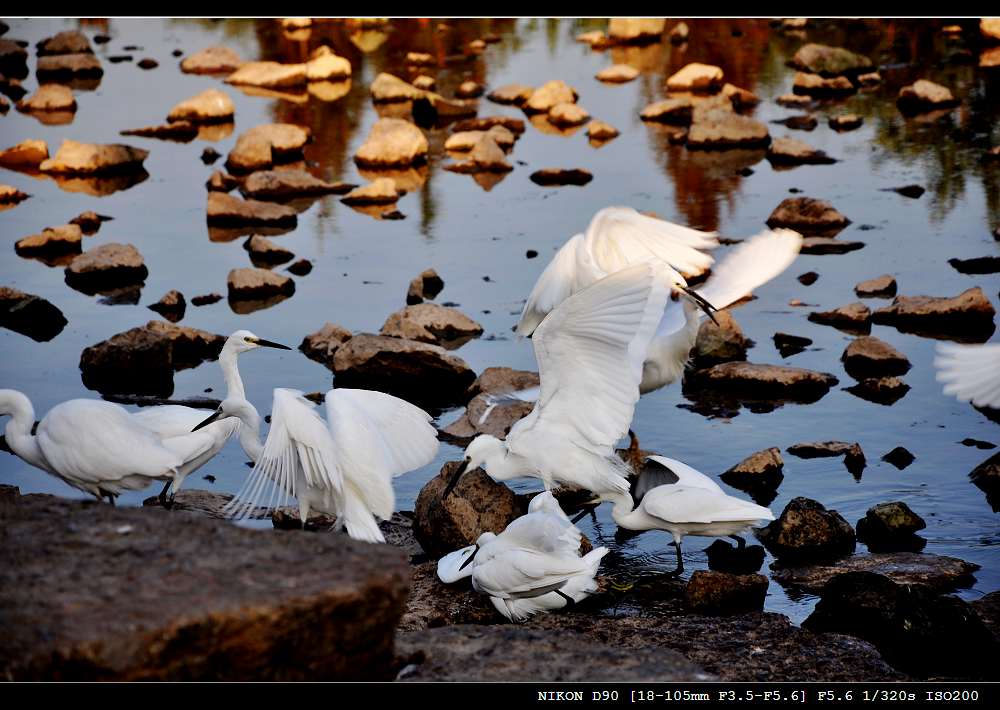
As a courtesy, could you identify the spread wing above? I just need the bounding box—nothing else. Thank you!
[935,342,1000,409]
[516,234,585,337]
[695,228,802,313]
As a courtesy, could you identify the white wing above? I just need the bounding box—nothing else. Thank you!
[502,509,582,555]
[490,546,607,621]
[472,548,593,599]
[642,485,775,525]
[132,404,239,443]
[516,234,585,337]
[935,342,1000,409]
[695,228,803,314]
[645,456,725,494]
[509,262,671,457]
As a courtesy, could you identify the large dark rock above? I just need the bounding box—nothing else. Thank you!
[872,288,996,340]
[970,451,1000,512]
[239,169,351,201]
[207,191,297,227]
[406,268,444,304]
[803,572,996,678]
[787,441,866,477]
[766,197,850,235]
[332,334,476,408]
[380,303,483,346]
[0,286,67,341]
[0,491,409,680]
[756,497,856,563]
[841,336,911,379]
[789,43,873,76]
[299,322,352,367]
[855,502,926,552]
[687,362,838,401]
[684,571,768,615]
[412,461,523,558]
[691,311,752,367]
[64,243,148,295]
[772,552,978,594]
[704,539,767,575]
[440,367,540,444]
[720,447,784,505]
[845,376,910,405]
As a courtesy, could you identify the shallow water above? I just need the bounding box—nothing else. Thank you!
[1,18,998,624]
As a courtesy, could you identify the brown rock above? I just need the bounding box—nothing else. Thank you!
[774,552,977,595]
[789,43,873,77]
[300,323,352,367]
[722,83,760,109]
[685,571,768,615]
[444,126,515,152]
[452,116,525,135]
[15,224,82,257]
[440,390,535,445]
[767,197,849,234]
[845,376,910,405]
[16,83,75,112]
[596,64,639,83]
[841,336,911,379]
[381,303,483,345]
[287,259,312,276]
[225,123,310,173]
[524,79,577,113]
[39,140,147,175]
[147,290,186,322]
[808,302,872,333]
[721,448,784,499]
[65,243,147,294]
[190,293,223,307]
[547,102,589,127]
[36,53,102,79]
[36,30,92,56]
[354,117,428,168]
[121,122,198,142]
[225,61,306,89]
[639,97,693,124]
[206,170,240,192]
[669,21,689,44]
[167,88,235,123]
[240,169,350,200]
[0,139,48,169]
[971,452,1000,512]
[67,211,111,234]
[829,114,863,131]
[575,30,608,47]
[692,311,752,367]
[305,46,350,81]
[800,237,864,255]
[871,287,996,337]
[687,99,770,149]
[855,502,926,550]
[608,18,665,44]
[227,268,295,300]
[767,137,836,166]
[411,75,435,91]
[245,234,294,266]
[455,80,483,98]
[756,497,856,562]
[445,134,512,174]
[857,71,881,86]
[486,83,533,105]
[180,46,244,74]
[0,286,67,342]
[407,268,445,305]
[413,461,522,558]
[0,184,29,205]
[667,62,723,92]
[855,274,896,298]
[897,80,959,113]
[773,332,813,357]
[688,362,838,400]
[787,441,866,476]
[206,192,297,227]
[529,168,593,187]
[370,72,425,102]
[586,119,619,142]
[792,72,855,96]
[341,177,399,206]
[774,114,818,131]
[776,93,812,108]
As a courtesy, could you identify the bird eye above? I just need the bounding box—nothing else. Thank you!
[244,337,252,342]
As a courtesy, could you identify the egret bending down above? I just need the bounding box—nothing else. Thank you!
[934,342,1000,409]
[606,455,775,576]
[437,491,608,621]
[196,387,439,543]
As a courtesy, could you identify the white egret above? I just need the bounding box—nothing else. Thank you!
[130,329,291,506]
[442,262,672,501]
[437,491,608,622]
[515,207,802,395]
[606,455,775,576]
[195,387,440,543]
[934,342,1000,409]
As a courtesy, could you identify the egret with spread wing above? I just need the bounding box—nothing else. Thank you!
[196,387,439,543]
[934,342,1000,410]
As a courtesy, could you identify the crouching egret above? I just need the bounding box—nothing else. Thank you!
[132,329,291,506]
[437,491,608,622]
[934,342,1000,409]
[195,387,439,543]
[605,456,775,576]
[443,262,672,502]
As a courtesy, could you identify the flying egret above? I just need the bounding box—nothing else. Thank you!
[194,387,440,543]
[130,329,291,506]
[442,262,673,501]
[0,389,216,503]
[934,342,1000,409]
[605,455,775,576]
[515,207,802,395]
[437,491,608,622]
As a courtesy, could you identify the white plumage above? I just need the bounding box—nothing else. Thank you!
[935,342,1000,409]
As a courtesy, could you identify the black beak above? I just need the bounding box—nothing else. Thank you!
[442,460,470,499]
[679,285,720,326]
[458,544,480,571]
[192,409,222,432]
[256,338,292,350]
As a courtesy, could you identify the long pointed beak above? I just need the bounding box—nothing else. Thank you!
[458,544,480,571]
[256,338,292,351]
[192,409,222,432]
[679,285,720,326]
[442,460,469,499]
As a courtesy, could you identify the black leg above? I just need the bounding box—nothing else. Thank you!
[729,535,746,550]
[570,503,598,524]
[555,589,575,608]
[105,493,116,506]
[666,540,683,576]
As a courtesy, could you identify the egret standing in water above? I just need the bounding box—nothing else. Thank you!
[443,262,673,501]
[195,387,439,543]
[934,342,1000,409]
[605,456,775,576]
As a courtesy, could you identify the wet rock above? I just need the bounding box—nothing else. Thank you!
[547,101,589,128]
[692,311,752,367]
[983,18,1000,43]
[948,256,1000,275]
[400,561,504,630]
[190,293,222,307]
[16,83,75,113]
[445,135,512,174]
[608,18,665,44]
[341,177,399,206]
[15,223,82,258]
[789,43,873,77]
[36,30,92,56]
[857,71,881,86]
[529,168,592,187]
[39,140,147,175]
[897,79,959,113]
[685,571,767,616]
[773,114,818,131]
[576,30,608,47]
[829,113,863,131]
[0,139,48,169]
[440,367,539,443]
[370,72,425,102]
[445,126,515,152]
[0,184,27,205]
[885,184,925,199]
[407,268,444,305]
[166,88,234,124]
[856,501,924,551]
[225,61,306,89]
[845,376,910,405]
[787,441,866,477]
[595,63,638,83]
[413,461,522,558]
[855,274,896,298]
[961,439,996,450]
[68,210,111,234]
[65,243,147,294]
[206,170,240,192]
[803,572,996,679]
[227,267,294,301]
[381,303,483,346]
[143,489,265,519]
[36,53,103,80]
[792,72,855,96]
[586,119,619,142]
[756,497,856,562]
[299,322,352,367]
[147,289,185,322]
[136,58,158,70]
[687,107,770,149]
[180,46,244,74]
[486,82,533,105]
[776,93,812,108]
[639,97,693,124]
[970,452,1000,512]
[524,79,577,113]
[121,121,198,142]
[455,80,483,99]
[766,137,836,166]
[722,83,759,110]
[800,237,864,255]
[767,197,849,234]
[225,123,310,173]
[305,46,350,81]
[773,332,812,358]
[452,116,525,135]
[776,553,978,595]
[354,117,428,168]
[332,334,476,408]
[667,62,723,92]
[206,192,297,227]
[0,490,408,681]
[797,271,818,286]
[688,362,838,401]
[704,540,766,575]
[871,287,996,338]
[201,147,221,164]
[0,286,67,342]
[668,21,689,44]
[245,235,294,266]
[720,448,784,503]
[410,75,434,91]
[240,169,350,200]
[841,336,911,379]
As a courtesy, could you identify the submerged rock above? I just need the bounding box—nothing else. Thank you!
[180,45,243,74]
[206,192,297,227]
[788,441,866,477]
[841,336,911,379]
[0,286,67,342]
[166,88,235,123]
[773,332,813,357]
[300,323,353,367]
[121,122,198,142]
[406,268,445,305]
[380,303,483,345]
[766,137,836,166]
[64,243,147,294]
[684,571,767,616]
[354,117,428,168]
[800,237,865,255]
[775,553,978,595]
[39,140,147,175]
[756,497,856,562]
[871,287,996,339]
[766,197,849,234]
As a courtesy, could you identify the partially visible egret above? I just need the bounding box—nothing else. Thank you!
[437,491,608,622]
[195,387,439,543]
[934,342,1000,409]
[443,262,673,501]
[605,455,775,576]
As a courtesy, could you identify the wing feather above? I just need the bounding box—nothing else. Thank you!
[642,485,775,525]
[516,234,585,337]
[935,343,1000,409]
[695,228,803,313]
